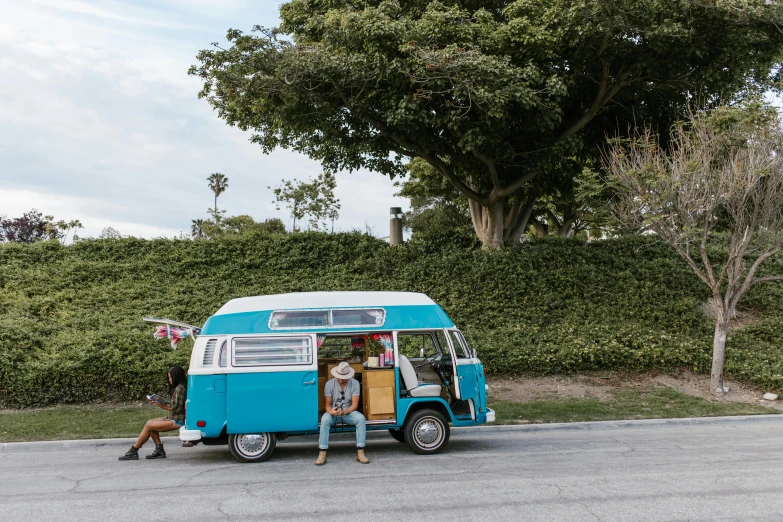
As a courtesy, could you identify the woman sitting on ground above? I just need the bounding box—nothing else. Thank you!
[119,366,187,461]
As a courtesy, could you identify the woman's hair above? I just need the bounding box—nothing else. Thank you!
[168,366,187,394]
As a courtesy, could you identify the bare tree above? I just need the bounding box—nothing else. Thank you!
[603,106,783,394]
[99,227,122,239]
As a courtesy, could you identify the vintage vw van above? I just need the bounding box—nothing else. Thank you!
[178,291,494,463]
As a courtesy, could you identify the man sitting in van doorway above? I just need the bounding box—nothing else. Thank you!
[316,362,369,465]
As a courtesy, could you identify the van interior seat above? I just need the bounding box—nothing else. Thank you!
[398,355,442,398]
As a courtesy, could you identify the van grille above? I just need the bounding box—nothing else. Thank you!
[202,338,218,365]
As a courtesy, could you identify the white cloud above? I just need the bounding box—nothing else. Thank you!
[0,188,182,238]
[0,1,409,239]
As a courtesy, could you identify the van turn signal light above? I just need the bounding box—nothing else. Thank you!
[197,420,206,427]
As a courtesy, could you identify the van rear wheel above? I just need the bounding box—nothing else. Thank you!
[228,433,276,463]
[403,409,450,455]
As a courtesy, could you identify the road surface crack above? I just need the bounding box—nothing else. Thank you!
[179,465,237,487]
[580,500,602,521]
[217,499,232,520]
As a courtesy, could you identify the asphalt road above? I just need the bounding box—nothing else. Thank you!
[1,416,782,522]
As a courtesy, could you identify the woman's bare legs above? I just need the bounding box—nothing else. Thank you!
[134,419,180,448]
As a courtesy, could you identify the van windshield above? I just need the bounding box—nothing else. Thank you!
[448,330,471,359]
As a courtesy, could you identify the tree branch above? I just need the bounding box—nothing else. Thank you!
[747,275,783,289]
[471,147,501,189]
[331,80,489,205]
[671,242,714,290]
[699,218,717,288]
[495,170,540,199]
[732,242,783,308]
[557,62,631,142]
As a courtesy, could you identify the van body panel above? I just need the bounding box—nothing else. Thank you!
[185,374,226,438]
[396,397,457,425]
[226,371,318,433]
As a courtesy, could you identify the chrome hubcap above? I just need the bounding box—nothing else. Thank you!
[415,419,442,447]
[239,433,268,455]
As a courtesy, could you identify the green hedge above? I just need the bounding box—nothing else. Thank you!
[1,233,782,407]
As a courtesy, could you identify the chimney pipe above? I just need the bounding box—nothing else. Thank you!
[390,207,403,245]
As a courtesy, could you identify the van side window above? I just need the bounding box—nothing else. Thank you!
[271,311,329,328]
[447,330,470,359]
[397,333,438,359]
[218,340,227,367]
[270,308,385,329]
[232,336,313,366]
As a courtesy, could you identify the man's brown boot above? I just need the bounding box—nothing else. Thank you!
[356,449,370,464]
[315,451,327,466]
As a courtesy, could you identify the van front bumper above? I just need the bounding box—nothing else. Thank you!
[485,408,496,423]
[179,426,202,442]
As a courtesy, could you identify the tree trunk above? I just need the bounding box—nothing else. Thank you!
[468,199,501,248]
[508,197,536,245]
[711,308,730,395]
[530,219,547,238]
[483,201,505,249]
[468,196,536,248]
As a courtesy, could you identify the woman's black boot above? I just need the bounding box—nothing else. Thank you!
[118,446,139,461]
[146,443,166,459]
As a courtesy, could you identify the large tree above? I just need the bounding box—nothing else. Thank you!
[603,104,783,395]
[191,0,783,248]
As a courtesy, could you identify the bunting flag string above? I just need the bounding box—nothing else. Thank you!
[153,325,196,349]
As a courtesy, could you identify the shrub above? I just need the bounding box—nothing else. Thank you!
[1,233,781,406]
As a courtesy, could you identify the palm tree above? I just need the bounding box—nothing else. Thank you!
[207,173,229,217]
[191,219,207,240]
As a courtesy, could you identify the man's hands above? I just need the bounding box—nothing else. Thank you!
[330,406,345,416]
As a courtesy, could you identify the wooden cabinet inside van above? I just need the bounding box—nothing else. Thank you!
[362,369,396,421]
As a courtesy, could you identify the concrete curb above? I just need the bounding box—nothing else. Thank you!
[470,413,783,433]
[2,414,780,454]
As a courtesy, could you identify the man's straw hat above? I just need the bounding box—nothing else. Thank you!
[331,361,355,379]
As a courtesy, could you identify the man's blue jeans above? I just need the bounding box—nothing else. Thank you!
[319,411,366,450]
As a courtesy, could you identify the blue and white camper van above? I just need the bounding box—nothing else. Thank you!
[177,291,494,463]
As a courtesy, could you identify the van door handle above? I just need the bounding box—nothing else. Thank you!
[303,380,316,385]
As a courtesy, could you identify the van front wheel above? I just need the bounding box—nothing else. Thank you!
[228,433,276,463]
[404,409,450,455]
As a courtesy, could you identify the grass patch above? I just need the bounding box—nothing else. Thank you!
[489,386,778,425]
[0,386,777,443]
[0,404,169,443]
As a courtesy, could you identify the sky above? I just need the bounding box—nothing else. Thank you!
[0,0,405,239]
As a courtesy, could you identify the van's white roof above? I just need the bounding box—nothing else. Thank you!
[214,291,436,315]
